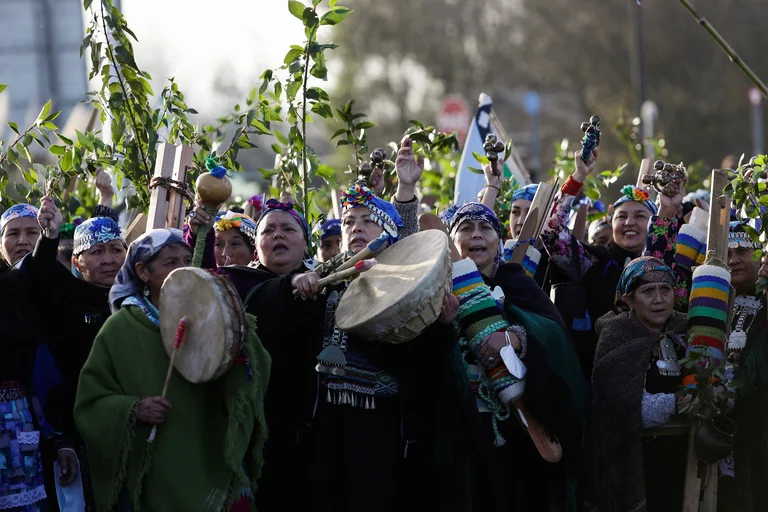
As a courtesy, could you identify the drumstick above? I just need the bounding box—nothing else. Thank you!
[148,317,188,443]
[335,232,389,273]
[293,260,376,297]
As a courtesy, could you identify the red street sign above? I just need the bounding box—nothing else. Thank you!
[437,95,471,146]
[748,87,763,107]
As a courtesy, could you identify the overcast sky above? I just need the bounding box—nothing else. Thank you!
[123,0,306,116]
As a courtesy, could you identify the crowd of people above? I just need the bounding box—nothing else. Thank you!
[1,128,767,512]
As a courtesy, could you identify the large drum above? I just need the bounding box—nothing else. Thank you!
[159,267,245,383]
[335,230,452,343]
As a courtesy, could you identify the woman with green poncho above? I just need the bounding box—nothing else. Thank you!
[74,228,270,512]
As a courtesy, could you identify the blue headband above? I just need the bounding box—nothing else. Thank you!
[512,184,538,203]
[73,216,125,256]
[1,204,39,234]
[448,202,505,271]
[618,256,675,296]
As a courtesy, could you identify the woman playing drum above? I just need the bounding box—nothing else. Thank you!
[74,229,271,512]
[446,202,587,512]
[251,184,473,512]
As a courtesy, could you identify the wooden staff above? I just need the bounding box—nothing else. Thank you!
[148,317,187,443]
[682,168,731,512]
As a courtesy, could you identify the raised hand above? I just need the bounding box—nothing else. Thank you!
[38,195,63,239]
[395,137,425,187]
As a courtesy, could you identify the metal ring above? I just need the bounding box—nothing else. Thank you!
[188,210,197,219]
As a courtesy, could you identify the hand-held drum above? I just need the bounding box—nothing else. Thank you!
[335,230,452,343]
[159,267,245,383]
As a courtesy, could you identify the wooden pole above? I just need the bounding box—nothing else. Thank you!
[166,145,192,230]
[147,143,177,231]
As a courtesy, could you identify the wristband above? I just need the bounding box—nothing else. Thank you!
[561,176,583,196]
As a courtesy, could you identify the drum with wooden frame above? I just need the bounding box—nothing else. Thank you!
[159,267,245,383]
[335,230,452,343]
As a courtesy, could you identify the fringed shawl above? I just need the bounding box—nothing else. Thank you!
[74,306,271,512]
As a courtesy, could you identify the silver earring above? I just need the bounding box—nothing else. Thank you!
[143,285,150,297]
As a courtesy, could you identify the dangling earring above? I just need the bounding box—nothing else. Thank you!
[143,285,150,297]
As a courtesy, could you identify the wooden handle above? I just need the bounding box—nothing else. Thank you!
[515,400,563,463]
[317,266,361,288]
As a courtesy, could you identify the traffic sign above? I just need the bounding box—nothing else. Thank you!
[437,95,471,146]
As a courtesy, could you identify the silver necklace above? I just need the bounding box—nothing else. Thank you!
[728,295,762,353]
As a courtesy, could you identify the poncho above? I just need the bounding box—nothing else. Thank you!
[75,305,271,512]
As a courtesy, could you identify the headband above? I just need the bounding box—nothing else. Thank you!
[340,184,403,245]
[255,199,310,241]
[512,184,538,203]
[613,185,658,215]
[73,216,125,257]
[0,204,39,234]
[618,256,675,296]
[214,210,257,246]
[728,222,762,250]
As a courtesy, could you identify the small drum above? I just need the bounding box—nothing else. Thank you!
[159,267,245,383]
[335,230,452,343]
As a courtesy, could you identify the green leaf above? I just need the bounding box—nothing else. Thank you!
[271,143,282,154]
[331,128,347,139]
[14,183,28,197]
[329,0,338,6]
[336,140,351,147]
[274,130,288,145]
[467,166,483,175]
[37,101,52,124]
[83,0,93,9]
[286,81,302,101]
[302,7,319,29]
[355,121,375,130]
[321,6,353,25]
[472,152,490,165]
[49,145,66,156]
[288,0,305,20]
[317,164,335,180]
[311,102,333,119]
[0,84,7,94]
[56,133,74,145]
[759,194,768,207]
[60,149,73,171]
[7,122,19,134]
[283,47,303,66]
[76,130,94,151]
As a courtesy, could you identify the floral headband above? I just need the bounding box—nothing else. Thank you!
[613,185,658,215]
[340,184,403,244]
[0,204,39,234]
[214,210,257,246]
[73,216,125,256]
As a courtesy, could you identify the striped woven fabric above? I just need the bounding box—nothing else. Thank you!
[675,223,707,270]
[686,264,730,370]
[452,258,524,407]
[521,246,542,278]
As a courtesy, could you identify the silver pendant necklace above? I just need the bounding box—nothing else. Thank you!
[728,295,762,353]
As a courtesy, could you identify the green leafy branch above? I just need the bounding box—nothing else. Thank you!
[332,100,375,173]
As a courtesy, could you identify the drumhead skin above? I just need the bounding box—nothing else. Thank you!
[335,230,452,343]
[159,267,243,383]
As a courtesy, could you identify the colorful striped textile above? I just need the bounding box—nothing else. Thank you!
[502,239,541,278]
[686,264,730,371]
[452,258,524,406]
[675,223,707,270]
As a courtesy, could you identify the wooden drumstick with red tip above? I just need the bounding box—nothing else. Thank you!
[148,316,187,443]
